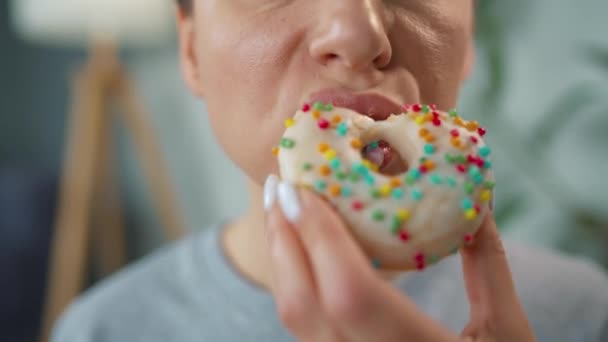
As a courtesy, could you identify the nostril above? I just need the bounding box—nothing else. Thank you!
[324,53,339,64]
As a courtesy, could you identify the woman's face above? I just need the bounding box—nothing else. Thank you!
[177,0,475,183]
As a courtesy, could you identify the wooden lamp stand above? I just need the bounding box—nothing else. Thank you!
[39,42,186,342]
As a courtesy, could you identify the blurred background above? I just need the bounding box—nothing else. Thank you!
[0,0,607,341]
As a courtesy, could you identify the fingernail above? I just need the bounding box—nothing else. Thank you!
[277,181,301,223]
[263,174,280,211]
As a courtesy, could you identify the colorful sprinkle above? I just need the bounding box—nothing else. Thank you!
[421,105,430,113]
[370,188,381,199]
[329,158,341,170]
[336,171,347,180]
[379,184,392,197]
[464,234,474,244]
[480,189,492,202]
[390,178,402,187]
[446,176,458,187]
[391,217,402,233]
[332,115,342,124]
[352,200,364,211]
[315,180,327,191]
[478,127,487,136]
[424,144,435,155]
[466,120,479,132]
[456,164,467,173]
[484,160,492,169]
[448,109,458,117]
[399,230,410,242]
[312,102,325,111]
[302,163,313,171]
[280,138,295,148]
[336,122,348,136]
[351,138,363,149]
[329,184,341,197]
[391,188,405,199]
[419,128,430,137]
[372,210,385,221]
[464,182,475,194]
[411,189,424,201]
[302,103,311,112]
[461,198,474,210]
[312,110,321,119]
[341,187,353,197]
[369,141,379,149]
[323,149,337,160]
[479,146,491,157]
[423,159,436,171]
[408,169,422,180]
[484,180,495,189]
[412,104,422,112]
[349,173,361,183]
[272,146,279,156]
[364,174,376,186]
[318,118,330,129]
[318,142,330,153]
[415,116,426,125]
[396,209,410,221]
[284,118,295,128]
[429,173,443,185]
[353,163,368,176]
[319,165,331,176]
[450,129,460,137]
[464,208,477,220]
[432,117,442,126]
[324,103,334,111]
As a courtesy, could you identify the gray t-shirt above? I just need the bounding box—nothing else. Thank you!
[52,224,608,342]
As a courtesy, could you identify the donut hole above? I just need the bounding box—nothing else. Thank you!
[361,139,409,176]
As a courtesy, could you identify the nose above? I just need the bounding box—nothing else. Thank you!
[310,0,392,71]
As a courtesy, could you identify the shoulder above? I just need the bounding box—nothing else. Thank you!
[51,230,211,342]
[504,241,608,341]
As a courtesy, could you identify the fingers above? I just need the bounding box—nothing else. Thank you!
[265,176,322,337]
[460,212,528,322]
[276,181,455,342]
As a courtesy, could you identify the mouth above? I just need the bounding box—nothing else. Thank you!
[307,88,409,174]
[308,88,404,121]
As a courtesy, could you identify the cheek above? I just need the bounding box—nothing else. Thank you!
[195,16,304,184]
[391,14,470,108]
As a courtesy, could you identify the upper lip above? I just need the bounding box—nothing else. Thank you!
[308,88,404,121]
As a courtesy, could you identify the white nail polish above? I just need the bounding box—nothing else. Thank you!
[263,174,279,211]
[277,181,301,223]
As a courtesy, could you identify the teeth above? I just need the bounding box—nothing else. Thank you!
[364,145,385,167]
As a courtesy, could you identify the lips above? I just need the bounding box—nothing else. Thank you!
[308,88,404,121]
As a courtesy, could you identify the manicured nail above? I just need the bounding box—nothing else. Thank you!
[263,174,279,211]
[277,181,301,223]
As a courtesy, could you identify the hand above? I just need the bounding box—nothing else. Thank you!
[263,175,536,342]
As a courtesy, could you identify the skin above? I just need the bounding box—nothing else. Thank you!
[176,1,536,340]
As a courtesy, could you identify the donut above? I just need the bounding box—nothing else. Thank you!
[274,102,495,271]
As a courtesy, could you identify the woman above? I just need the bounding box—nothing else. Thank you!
[53,1,608,341]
